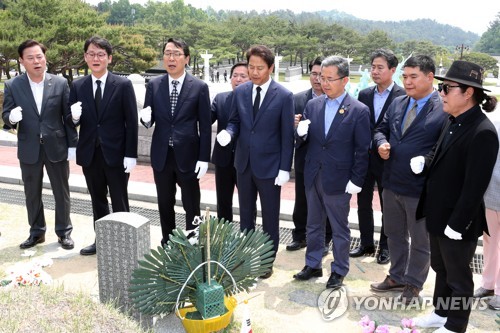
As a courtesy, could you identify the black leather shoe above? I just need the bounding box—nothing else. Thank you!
[80,243,97,256]
[377,249,390,265]
[349,245,375,258]
[326,272,344,290]
[286,240,307,251]
[293,266,323,280]
[58,236,74,250]
[20,235,45,249]
[259,268,273,279]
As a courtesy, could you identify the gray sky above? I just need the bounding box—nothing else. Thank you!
[84,0,499,35]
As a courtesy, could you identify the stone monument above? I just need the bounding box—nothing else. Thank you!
[96,212,151,327]
[201,51,213,84]
[274,53,283,82]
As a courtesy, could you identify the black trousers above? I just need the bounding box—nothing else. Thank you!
[153,147,200,244]
[356,166,388,250]
[214,164,237,223]
[82,147,130,225]
[430,234,477,333]
[20,144,72,237]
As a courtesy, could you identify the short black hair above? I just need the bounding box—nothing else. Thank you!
[18,39,47,58]
[84,36,113,55]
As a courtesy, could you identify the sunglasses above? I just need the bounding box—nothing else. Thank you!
[438,83,461,95]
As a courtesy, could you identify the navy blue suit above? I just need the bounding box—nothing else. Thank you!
[356,83,405,250]
[211,91,237,222]
[226,79,294,254]
[143,72,211,243]
[298,93,370,276]
[69,72,138,223]
[291,89,332,244]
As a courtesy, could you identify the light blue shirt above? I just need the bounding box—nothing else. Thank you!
[324,92,347,136]
[373,82,394,122]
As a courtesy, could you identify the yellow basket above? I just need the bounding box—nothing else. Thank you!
[177,296,237,333]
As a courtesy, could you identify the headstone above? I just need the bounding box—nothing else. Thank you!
[201,51,213,84]
[96,212,152,328]
[284,66,302,82]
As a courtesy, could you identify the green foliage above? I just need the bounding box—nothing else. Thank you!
[475,13,500,54]
[129,217,275,316]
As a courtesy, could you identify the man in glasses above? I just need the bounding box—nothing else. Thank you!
[371,55,447,304]
[139,38,211,248]
[351,49,406,265]
[2,39,78,250]
[211,61,250,223]
[69,36,138,255]
[287,56,332,257]
[293,56,370,290]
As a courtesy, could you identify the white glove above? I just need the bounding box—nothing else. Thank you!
[444,225,462,240]
[139,106,152,123]
[195,161,208,179]
[123,157,137,173]
[67,147,76,161]
[274,170,290,186]
[9,106,22,124]
[345,180,362,194]
[410,156,425,174]
[216,130,231,147]
[296,119,311,137]
[71,102,82,121]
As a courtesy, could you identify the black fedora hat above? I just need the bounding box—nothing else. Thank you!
[435,60,490,92]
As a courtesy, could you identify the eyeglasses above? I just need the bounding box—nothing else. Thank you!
[163,52,184,59]
[85,52,108,60]
[320,76,346,84]
[438,83,461,95]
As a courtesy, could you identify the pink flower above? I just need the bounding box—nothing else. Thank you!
[375,325,390,333]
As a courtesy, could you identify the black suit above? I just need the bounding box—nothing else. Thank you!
[143,72,211,243]
[2,73,77,238]
[417,105,498,332]
[211,91,237,222]
[356,83,405,250]
[292,88,332,244]
[69,72,138,223]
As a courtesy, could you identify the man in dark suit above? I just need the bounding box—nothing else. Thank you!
[350,49,405,264]
[287,56,332,256]
[411,61,499,333]
[371,55,447,304]
[139,38,211,246]
[293,56,371,290]
[217,45,295,279]
[69,36,138,255]
[2,39,77,250]
[211,62,250,222]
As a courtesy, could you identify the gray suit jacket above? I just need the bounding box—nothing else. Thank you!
[2,73,78,164]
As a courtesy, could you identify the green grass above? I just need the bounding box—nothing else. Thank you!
[0,285,150,333]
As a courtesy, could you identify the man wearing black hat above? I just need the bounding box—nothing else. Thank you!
[411,60,499,333]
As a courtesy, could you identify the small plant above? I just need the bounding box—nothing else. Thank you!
[1,258,53,288]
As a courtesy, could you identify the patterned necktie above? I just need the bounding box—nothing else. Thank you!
[170,80,179,116]
[95,80,102,112]
[402,102,417,134]
[253,86,261,118]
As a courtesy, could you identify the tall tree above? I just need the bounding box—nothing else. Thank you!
[475,13,500,54]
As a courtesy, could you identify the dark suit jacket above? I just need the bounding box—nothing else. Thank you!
[69,72,138,168]
[211,91,234,167]
[358,83,405,176]
[3,73,77,164]
[226,80,294,179]
[143,73,211,173]
[297,93,371,195]
[293,88,314,173]
[416,105,499,240]
[373,91,447,197]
